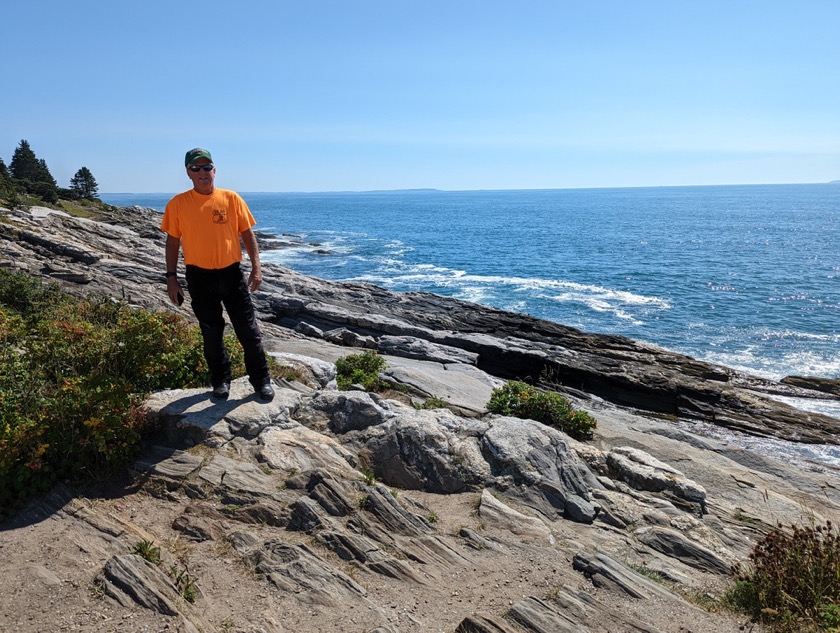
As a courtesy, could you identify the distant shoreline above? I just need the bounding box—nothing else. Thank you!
[101,181,839,198]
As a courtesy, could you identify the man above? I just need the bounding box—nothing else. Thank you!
[160,148,274,401]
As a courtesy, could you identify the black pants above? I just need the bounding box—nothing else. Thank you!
[185,262,270,389]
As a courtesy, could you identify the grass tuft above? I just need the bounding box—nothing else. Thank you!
[132,539,162,565]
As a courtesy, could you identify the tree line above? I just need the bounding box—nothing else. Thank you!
[0,139,99,206]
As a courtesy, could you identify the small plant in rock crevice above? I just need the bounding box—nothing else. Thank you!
[415,396,447,410]
[132,539,162,565]
[131,539,199,604]
[629,563,665,584]
[171,566,198,603]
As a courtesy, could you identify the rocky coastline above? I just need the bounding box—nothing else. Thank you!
[1,202,839,633]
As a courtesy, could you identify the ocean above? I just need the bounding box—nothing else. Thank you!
[104,184,840,380]
[103,184,840,469]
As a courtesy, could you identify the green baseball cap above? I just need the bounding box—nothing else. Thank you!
[184,147,213,166]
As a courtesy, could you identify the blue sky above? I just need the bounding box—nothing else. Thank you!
[2,1,838,193]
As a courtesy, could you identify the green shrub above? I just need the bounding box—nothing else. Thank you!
[487,380,596,440]
[335,350,388,391]
[0,270,247,516]
[728,520,840,632]
[416,396,448,410]
[0,266,70,321]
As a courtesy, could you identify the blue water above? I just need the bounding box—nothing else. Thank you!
[104,185,840,382]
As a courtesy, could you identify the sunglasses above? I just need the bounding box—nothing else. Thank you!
[188,164,214,172]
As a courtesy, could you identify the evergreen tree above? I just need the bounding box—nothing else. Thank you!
[69,167,99,200]
[9,140,40,182]
[35,158,58,189]
[36,159,57,187]
[9,140,58,203]
[0,158,12,200]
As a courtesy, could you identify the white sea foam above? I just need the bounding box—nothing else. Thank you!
[697,351,840,383]
[263,226,672,327]
[546,292,645,324]
[766,394,840,420]
[383,240,412,255]
[265,239,355,266]
[676,419,840,471]
[775,351,840,379]
[503,300,529,313]
[691,324,840,381]
[347,262,669,322]
[457,286,493,304]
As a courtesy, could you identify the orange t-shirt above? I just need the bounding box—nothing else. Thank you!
[160,188,256,269]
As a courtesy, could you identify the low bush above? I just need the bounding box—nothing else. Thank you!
[728,520,840,632]
[335,350,388,391]
[415,396,448,410]
[487,380,596,440]
[0,270,247,516]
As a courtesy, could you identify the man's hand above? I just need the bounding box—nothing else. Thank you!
[241,228,264,292]
[166,277,184,305]
[248,267,263,292]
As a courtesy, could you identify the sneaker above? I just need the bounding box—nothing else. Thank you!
[212,382,230,400]
[256,381,275,401]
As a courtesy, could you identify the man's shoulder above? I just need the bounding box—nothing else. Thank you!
[213,189,251,214]
[213,188,244,200]
[166,189,194,206]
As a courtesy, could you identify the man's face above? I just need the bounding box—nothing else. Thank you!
[187,158,215,193]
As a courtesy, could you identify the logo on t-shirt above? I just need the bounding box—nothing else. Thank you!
[212,209,228,224]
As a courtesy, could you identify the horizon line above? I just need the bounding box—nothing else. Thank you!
[102,180,839,197]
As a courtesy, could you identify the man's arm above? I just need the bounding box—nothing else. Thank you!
[165,234,184,304]
[240,228,263,292]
